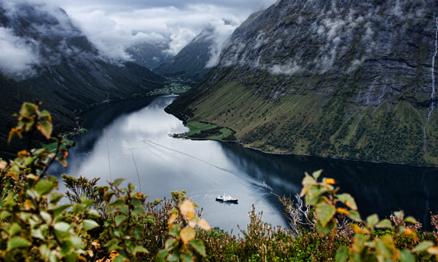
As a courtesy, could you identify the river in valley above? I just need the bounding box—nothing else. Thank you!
[66,95,438,232]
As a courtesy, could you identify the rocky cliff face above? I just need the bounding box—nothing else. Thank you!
[169,0,438,166]
[0,1,164,157]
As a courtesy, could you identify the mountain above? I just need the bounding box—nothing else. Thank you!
[127,41,173,70]
[0,1,164,157]
[168,0,438,166]
[155,26,216,82]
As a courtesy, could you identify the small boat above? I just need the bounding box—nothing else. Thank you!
[216,194,238,204]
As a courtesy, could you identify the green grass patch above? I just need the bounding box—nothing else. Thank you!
[184,121,236,141]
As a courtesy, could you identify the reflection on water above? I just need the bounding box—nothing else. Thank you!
[68,95,438,231]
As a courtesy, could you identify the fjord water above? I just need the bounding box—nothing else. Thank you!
[68,96,438,231]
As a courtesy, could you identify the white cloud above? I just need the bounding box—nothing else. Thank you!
[51,0,275,60]
[0,27,39,78]
[205,21,236,68]
[0,0,276,71]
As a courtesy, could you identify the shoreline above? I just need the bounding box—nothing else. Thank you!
[175,122,438,170]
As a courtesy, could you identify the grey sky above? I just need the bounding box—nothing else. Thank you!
[47,0,276,59]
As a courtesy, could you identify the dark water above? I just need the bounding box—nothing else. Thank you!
[67,95,438,231]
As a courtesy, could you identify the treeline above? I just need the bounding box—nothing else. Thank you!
[0,102,438,261]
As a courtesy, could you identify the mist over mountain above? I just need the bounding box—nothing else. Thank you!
[156,22,235,82]
[0,0,164,157]
[168,0,438,166]
[127,41,173,70]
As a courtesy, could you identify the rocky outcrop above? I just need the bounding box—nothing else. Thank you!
[169,0,438,166]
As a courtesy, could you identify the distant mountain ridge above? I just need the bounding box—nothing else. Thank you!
[0,1,164,157]
[155,26,216,82]
[168,0,438,166]
[127,41,173,70]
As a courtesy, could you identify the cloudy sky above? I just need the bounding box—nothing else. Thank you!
[46,0,276,59]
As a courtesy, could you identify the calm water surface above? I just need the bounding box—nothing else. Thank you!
[68,95,438,231]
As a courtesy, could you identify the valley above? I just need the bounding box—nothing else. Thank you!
[2,0,438,260]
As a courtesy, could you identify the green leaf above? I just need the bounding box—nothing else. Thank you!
[112,178,125,187]
[190,239,206,257]
[113,254,126,262]
[316,220,334,235]
[337,193,358,210]
[83,219,99,231]
[87,209,100,219]
[165,239,178,250]
[0,211,11,220]
[35,179,55,196]
[404,216,418,224]
[36,120,53,140]
[52,204,70,218]
[413,241,434,253]
[156,250,168,262]
[7,236,31,251]
[366,214,379,228]
[375,219,393,229]
[133,246,149,255]
[19,103,38,119]
[40,211,52,224]
[302,173,316,186]
[168,254,179,262]
[335,246,349,262]
[347,210,362,222]
[312,170,323,179]
[31,227,45,240]
[316,202,336,227]
[54,222,71,233]
[115,215,127,227]
[375,238,391,259]
[180,254,193,262]
[394,211,404,219]
[50,192,64,204]
[8,223,22,236]
[400,249,415,262]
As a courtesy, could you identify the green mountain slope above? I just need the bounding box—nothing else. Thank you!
[167,0,438,166]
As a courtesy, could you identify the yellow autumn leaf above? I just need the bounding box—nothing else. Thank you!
[7,128,22,143]
[180,226,196,244]
[91,240,101,249]
[0,160,7,170]
[110,251,124,261]
[17,150,29,157]
[323,178,336,185]
[336,208,350,216]
[352,224,370,235]
[180,200,196,220]
[402,228,417,239]
[197,219,211,230]
[24,200,33,210]
[428,246,438,255]
[168,213,178,226]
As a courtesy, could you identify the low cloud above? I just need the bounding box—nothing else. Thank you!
[0,0,276,72]
[206,21,237,68]
[0,27,39,79]
[55,0,275,61]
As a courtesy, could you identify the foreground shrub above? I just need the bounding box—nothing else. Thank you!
[0,102,210,261]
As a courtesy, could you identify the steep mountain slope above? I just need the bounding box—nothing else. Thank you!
[0,1,164,157]
[168,0,438,166]
[155,27,215,82]
[127,41,173,70]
